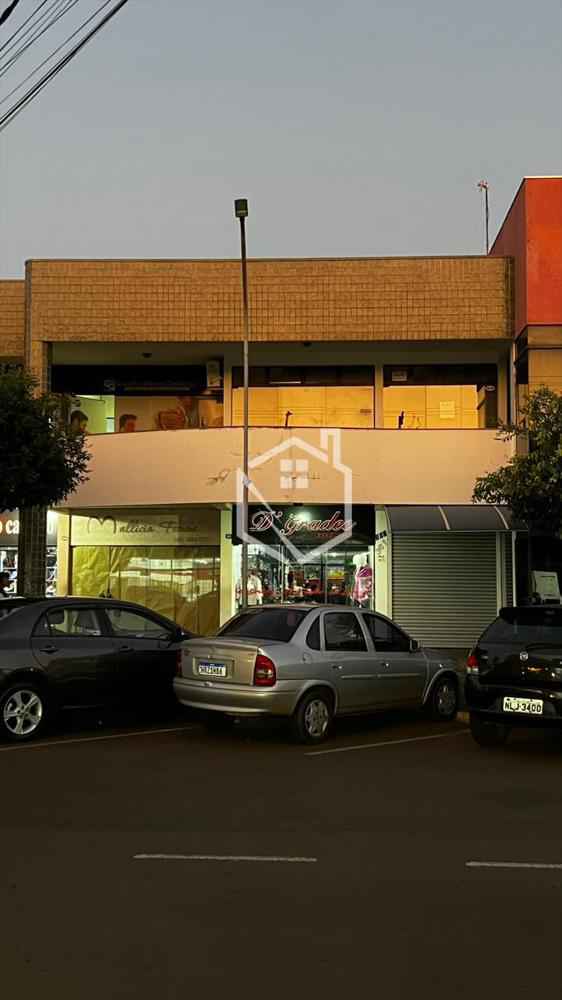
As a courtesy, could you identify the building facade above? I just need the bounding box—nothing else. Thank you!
[1,176,561,643]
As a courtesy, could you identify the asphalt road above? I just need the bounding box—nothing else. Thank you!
[1,708,561,999]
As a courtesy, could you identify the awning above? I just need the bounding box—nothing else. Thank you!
[384,505,513,532]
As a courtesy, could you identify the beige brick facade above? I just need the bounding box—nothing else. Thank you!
[0,280,25,359]
[25,256,512,346]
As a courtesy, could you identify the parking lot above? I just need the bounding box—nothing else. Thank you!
[2,708,561,1000]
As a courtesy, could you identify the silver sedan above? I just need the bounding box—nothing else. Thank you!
[174,604,461,744]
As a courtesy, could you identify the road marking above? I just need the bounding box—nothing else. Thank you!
[134,854,317,864]
[467,861,562,871]
[0,725,195,753]
[305,729,469,756]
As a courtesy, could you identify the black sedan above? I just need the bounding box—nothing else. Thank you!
[0,597,193,742]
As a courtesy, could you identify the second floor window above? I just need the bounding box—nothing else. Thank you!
[382,364,498,429]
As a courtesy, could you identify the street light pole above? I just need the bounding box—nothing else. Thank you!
[235,198,250,608]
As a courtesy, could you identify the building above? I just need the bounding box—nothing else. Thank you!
[1,176,561,643]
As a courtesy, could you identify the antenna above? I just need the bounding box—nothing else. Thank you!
[477,180,490,253]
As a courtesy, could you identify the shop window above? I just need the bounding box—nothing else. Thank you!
[324,612,367,652]
[232,366,374,428]
[383,365,498,429]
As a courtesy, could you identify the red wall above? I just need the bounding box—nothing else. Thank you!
[491,178,562,336]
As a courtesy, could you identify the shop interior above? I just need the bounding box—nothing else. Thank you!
[235,545,374,609]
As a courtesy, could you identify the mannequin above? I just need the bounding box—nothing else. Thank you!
[352,554,373,607]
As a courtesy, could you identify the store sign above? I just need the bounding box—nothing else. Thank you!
[71,509,219,547]
[0,511,58,547]
[233,505,375,547]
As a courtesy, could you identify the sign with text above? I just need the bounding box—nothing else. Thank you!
[71,509,220,547]
[233,505,375,548]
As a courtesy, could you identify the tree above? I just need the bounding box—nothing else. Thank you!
[473,386,562,597]
[0,368,90,595]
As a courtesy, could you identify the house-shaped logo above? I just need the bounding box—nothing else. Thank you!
[235,429,354,564]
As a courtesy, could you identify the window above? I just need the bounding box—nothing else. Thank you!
[105,607,172,640]
[35,607,104,637]
[219,608,310,642]
[481,608,562,645]
[306,617,321,650]
[382,364,498,429]
[364,614,410,653]
[324,612,367,652]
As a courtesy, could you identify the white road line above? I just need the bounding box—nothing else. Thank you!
[0,725,195,753]
[467,861,562,871]
[305,729,468,757]
[134,854,317,863]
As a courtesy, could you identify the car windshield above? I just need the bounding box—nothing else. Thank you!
[482,608,562,645]
[218,608,311,642]
[0,600,37,624]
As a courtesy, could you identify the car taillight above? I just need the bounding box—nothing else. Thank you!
[466,653,479,675]
[175,651,183,677]
[253,653,276,687]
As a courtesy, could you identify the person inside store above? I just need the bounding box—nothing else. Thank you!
[0,571,12,598]
[118,413,138,433]
[69,409,89,434]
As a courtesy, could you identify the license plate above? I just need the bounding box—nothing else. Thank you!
[197,661,227,678]
[503,696,543,715]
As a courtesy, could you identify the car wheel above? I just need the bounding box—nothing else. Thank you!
[0,683,47,742]
[428,676,459,721]
[469,713,509,748]
[292,690,333,744]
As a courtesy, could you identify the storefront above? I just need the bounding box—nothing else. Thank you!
[67,507,221,634]
[0,511,58,595]
[231,504,377,609]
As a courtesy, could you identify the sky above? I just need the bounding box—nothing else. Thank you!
[0,0,560,277]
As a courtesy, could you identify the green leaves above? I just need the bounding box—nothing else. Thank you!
[473,387,562,534]
[0,368,90,512]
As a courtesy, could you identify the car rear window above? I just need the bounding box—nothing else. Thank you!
[481,608,562,645]
[219,608,310,642]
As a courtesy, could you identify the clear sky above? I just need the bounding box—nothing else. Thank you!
[0,0,560,276]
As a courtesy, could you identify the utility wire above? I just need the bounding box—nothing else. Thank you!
[0,0,114,105]
[0,0,24,28]
[0,0,129,132]
[0,0,56,54]
[0,0,81,77]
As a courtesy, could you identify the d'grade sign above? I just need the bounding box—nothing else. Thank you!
[233,505,376,548]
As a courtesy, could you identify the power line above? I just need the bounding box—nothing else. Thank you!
[0,0,115,106]
[0,0,24,29]
[0,1,81,77]
[0,1,56,55]
[0,0,130,133]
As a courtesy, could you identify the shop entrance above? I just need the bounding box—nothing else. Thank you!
[235,545,374,609]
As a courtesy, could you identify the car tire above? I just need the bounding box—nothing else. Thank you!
[292,690,333,745]
[469,713,509,748]
[427,675,459,722]
[0,683,48,743]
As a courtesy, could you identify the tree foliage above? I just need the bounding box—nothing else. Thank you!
[473,387,562,534]
[0,368,90,512]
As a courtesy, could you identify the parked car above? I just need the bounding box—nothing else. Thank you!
[466,605,562,747]
[173,604,460,743]
[0,597,193,742]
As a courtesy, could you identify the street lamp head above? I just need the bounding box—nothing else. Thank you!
[234,198,248,218]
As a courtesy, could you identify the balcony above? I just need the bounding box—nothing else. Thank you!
[61,427,513,510]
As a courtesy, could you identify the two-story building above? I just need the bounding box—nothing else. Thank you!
[1,176,561,644]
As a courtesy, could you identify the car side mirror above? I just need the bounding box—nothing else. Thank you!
[410,638,419,653]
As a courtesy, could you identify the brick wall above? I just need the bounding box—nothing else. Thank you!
[0,280,25,359]
[27,256,512,346]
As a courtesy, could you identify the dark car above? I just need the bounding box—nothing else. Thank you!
[465,606,562,747]
[0,597,193,742]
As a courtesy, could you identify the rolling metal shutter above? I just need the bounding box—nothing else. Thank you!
[392,533,498,648]
[504,535,514,607]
